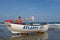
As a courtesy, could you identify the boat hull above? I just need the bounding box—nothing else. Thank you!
[5,22,49,33]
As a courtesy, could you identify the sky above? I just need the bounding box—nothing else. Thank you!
[0,0,60,22]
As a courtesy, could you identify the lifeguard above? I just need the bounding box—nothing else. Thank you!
[17,16,23,24]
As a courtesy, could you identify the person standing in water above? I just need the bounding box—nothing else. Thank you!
[17,16,23,24]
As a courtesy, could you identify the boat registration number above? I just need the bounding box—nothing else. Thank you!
[23,26,44,29]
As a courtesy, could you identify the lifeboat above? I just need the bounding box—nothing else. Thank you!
[5,22,49,33]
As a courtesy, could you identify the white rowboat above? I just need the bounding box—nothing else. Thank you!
[5,22,49,33]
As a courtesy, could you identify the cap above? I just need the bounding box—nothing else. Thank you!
[18,16,21,18]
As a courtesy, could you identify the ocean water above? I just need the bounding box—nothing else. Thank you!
[0,23,60,40]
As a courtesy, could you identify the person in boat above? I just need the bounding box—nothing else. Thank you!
[17,16,23,24]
